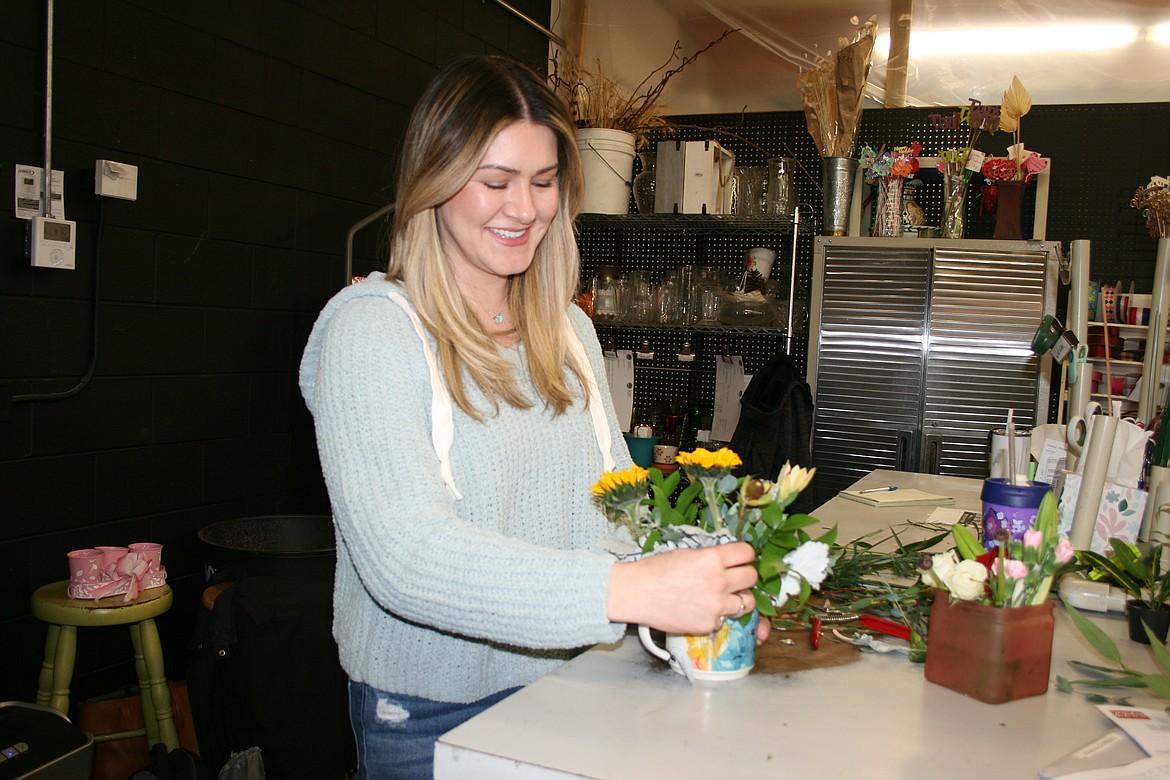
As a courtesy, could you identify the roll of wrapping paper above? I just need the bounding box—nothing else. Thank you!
[1140,465,1170,540]
[1150,480,1170,547]
[1067,241,1092,429]
[1070,414,1119,550]
[1140,238,1170,424]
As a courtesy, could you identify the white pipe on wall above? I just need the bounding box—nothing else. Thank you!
[1067,240,1092,430]
[1140,237,1170,423]
[42,0,54,217]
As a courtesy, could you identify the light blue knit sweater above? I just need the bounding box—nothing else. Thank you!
[299,272,631,703]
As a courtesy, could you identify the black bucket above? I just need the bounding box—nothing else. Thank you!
[197,514,335,583]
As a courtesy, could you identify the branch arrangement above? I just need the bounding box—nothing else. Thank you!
[550,29,737,147]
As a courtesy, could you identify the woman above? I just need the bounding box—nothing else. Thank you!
[299,54,762,779]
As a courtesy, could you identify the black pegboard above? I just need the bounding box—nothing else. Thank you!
[666,103,1170,286]
[578,214,806,420]
[582,102,1170,426]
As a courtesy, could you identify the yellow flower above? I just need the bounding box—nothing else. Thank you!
[774,462,815,508]
[677,447,742,470]
[591,465,649,500]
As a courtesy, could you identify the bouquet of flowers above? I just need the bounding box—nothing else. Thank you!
[980,77,1049,211]
[917,490,1075,608]
[592,448,835,617]
[859,143,922,183]
[858,143,921,236]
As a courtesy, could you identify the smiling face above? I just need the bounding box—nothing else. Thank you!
[436,119,561,299]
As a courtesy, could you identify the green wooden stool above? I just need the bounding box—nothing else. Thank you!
[30,580,180,751]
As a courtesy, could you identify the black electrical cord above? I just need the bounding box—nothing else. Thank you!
[13,197,105,403]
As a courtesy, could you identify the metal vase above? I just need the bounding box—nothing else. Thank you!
[820,157,858,236]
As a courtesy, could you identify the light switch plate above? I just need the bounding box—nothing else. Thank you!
[95,159,138,200]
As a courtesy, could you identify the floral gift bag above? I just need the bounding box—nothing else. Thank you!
[1058,472,1147,553]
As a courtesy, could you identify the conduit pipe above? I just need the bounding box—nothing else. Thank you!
[42,0,54,216]
[343,202,394,285]
[488,0,567,48]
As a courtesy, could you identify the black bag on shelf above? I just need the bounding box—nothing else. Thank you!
[729,354,815,513]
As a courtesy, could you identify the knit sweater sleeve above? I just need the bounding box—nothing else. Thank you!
[303,290,626,651]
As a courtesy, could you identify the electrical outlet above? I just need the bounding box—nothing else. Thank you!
[95,159,138,200]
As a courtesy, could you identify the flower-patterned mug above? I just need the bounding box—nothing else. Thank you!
[638,610,758,681]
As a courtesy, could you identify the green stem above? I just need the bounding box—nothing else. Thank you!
[702,479,723,530]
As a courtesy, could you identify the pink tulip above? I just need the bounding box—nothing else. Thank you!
[1023,529,1044,549]
[1055,539,1075,564]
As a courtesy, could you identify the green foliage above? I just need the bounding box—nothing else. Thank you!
[1079,538,1170,608]
[1062,602,1170,702]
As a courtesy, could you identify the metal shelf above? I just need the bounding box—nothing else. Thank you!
[577,213,796,235]
[593,320,787,336]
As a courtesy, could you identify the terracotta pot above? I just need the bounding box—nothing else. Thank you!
[1125,599,1170,644]
[924,592,1054,704]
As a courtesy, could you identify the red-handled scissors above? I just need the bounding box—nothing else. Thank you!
[857,614,912,641]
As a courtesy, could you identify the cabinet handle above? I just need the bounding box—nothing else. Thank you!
[926,437,941,473]
[896,431,913,471]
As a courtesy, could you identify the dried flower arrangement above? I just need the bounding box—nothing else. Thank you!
[549,29,736,148]
[1133,176,1170,238]
[796,16,878,159]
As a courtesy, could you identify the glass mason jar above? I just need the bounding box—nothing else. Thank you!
[942,172,967,239]
[633,152,657,214]
[765,157,796,220]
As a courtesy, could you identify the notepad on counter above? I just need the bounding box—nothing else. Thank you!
[837,487,955,508]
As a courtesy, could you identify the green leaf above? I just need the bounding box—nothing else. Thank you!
[1111,540,1153,586]
[1142,674,1170,700]
[1064,675,1147,688]
[1147,626,1170,676]
[1079,550,1142,597]
[1065,603,1123,665]
[951,524,984,561]
[1056,676,1073,692]
[1067,660,1131,676]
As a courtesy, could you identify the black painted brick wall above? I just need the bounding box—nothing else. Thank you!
[0,0,549,704]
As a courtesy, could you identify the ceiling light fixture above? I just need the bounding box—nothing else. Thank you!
[874,24,1140,59]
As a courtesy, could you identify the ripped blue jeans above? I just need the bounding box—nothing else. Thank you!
[347,680,519,780]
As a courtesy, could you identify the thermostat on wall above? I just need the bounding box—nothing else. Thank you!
[28,215,77,269]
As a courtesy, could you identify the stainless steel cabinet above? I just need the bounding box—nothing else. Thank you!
[807,237,1059,497]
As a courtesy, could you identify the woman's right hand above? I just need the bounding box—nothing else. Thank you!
[606,542,759,634]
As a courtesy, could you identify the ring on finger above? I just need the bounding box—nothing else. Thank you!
[735,592,748,617]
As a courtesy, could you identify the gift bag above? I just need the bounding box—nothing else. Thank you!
[1058,471,1148,553]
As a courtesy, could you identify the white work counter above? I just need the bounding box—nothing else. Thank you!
[435,471,1160,779]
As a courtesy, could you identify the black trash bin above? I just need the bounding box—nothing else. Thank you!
[196,514,335,583]
[189,515,354,778]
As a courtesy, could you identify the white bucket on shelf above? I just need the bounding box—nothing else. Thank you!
[576,128,635,214]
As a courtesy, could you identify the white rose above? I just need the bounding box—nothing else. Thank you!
[927,550,959,586]
[947,559,989,601]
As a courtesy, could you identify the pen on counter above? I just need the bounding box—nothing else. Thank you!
[858,486,898,494]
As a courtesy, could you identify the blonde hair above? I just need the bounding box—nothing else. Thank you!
[386,55,587,419]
